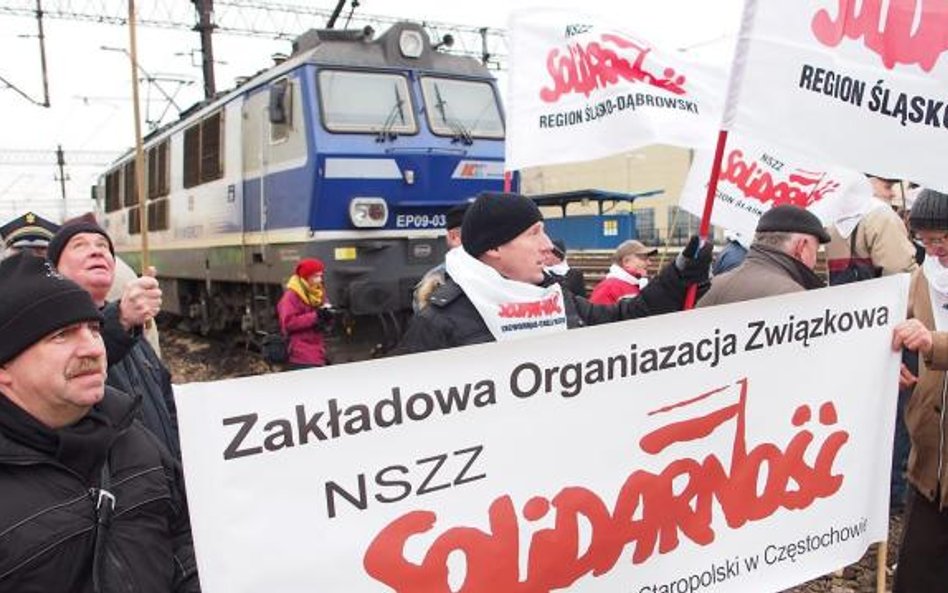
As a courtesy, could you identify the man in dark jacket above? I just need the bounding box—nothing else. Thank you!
[396,192,711,354]
[545,238,587,297]
[697,205,830,307]
[0,253,200,592]
[47,221,180,458]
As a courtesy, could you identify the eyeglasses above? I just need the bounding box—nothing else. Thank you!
[918,233,948,247]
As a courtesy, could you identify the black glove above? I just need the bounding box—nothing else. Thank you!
[674,235,713,284]
[316,307,335,325]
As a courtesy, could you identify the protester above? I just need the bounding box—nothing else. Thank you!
[0,253,200,592]
[0,211,59,258]
[66,212,162,357]
[544,238,587,297]
[395,191,711,354]
[890,188,948,592]
[47,221,181,458]
[277,258,333,369]
[697,205,830,307]
[825,174,917,284]
[825,176,918,511]
[711,229,749,276]
[413,202,469,311]
[588,239,657,305]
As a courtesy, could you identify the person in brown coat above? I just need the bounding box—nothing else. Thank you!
[891,188,948,592]
[696,205,830,307]
[824,175,917,284]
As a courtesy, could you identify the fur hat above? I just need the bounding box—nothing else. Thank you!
[47,221,115,266]
[461,192,543,257]
[756,205,831,243]
[0,253,102,364]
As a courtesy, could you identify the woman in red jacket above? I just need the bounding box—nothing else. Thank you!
[277,258,332,368]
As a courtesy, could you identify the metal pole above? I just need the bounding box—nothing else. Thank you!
[35,0,51,107]
[128,0,149,273]
[55,144,66,220]
[193,0,217,99]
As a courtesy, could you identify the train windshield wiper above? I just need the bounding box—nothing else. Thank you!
[377,84,406,142]
[433,83,472,145]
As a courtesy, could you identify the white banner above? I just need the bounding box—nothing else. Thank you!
[505,8,725,171]
[679,132,872,238]
[177,276,908,593]
[725,0,948,191]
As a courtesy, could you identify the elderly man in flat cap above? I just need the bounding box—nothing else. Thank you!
[396,191,712,354]
[697,204,831,307]
[0,253,199,592]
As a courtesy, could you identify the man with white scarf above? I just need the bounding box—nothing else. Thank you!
[825,174,917,284]
[891,188,948,592]
[395,192,711,354]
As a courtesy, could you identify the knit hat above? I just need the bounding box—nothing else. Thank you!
[909,189,948,231]
[445,203,470,231]
[756,205,831,243]
[295,258,325,278]
[461,192,543,257]
[47,221,115,266]
[0,253,103,365]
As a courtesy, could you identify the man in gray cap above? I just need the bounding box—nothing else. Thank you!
[0,253,199,591]
[697,204,831,307]
[396,191,711,354]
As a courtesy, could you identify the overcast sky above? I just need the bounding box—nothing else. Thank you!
[0,0,743,222]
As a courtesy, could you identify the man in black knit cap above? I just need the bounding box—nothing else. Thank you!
[0,253,200,592]
[47,220,180,459]
[396,191,712,354]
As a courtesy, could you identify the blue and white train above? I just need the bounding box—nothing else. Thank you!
[96,22,511,356]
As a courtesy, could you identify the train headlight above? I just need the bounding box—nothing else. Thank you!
[398,30,424,59]
[349,197,389,228]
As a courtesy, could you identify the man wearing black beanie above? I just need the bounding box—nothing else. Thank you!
[48,220,180,459]
[0,253,200,591]
[397,191,712,354]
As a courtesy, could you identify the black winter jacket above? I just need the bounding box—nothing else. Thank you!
[0,387,199,593]
[396,262,694,355]
[101,301,181,459]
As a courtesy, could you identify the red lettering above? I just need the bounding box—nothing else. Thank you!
[812,0,948,72]
[540,34,687,103]
[497,294,563,319]
[364,378,851,591]
[720,149,840,207]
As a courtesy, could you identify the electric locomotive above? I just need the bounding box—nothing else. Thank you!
[95,22,511,358]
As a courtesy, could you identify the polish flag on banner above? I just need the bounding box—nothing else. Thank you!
[679,131,872,239]
[723,0,948,191]
[505,9,726,171]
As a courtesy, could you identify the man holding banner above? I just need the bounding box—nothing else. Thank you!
[396,192,712,354]
[891,188,948,592]
[697,205,829,307]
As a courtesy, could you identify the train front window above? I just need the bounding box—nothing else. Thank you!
[420,77,504,140]
[318,70,417,135]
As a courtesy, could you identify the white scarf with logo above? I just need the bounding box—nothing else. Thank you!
[605,263,649,290]
[923,256,948,331]
[445,247,568,341]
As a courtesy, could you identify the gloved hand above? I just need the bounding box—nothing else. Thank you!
[316,306,335,325]
[674,235,713,284]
